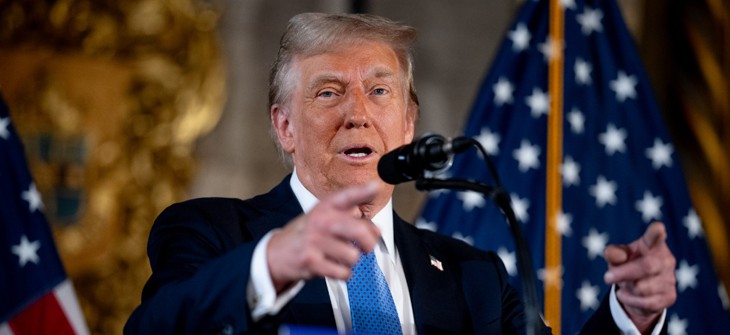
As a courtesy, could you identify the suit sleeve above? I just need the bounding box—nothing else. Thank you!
[124,200,275,335]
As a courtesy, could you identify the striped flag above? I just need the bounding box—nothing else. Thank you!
[0,93,88,335]
[417,0,730,334]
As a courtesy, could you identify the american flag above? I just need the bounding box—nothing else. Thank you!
[0,93,88,335]
[417,0,730,334]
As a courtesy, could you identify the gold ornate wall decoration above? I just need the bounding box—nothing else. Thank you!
[0,0,225,333]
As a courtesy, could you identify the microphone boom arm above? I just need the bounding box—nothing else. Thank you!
[415,179,542,335]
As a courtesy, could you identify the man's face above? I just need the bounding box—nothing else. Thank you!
[272,40,415,202]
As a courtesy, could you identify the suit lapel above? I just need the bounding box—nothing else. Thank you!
[393,215,468,334]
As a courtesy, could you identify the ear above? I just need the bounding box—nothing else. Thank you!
[271,104,295,153]
[404,101,417,143]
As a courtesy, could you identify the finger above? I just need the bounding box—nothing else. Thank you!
[309,252,353,281]
[327,216,381,252]
[604,244,630,266]
[638,222,667,254]
[326,181,379,212]
[616,285,676,315]
[320,238,362,267]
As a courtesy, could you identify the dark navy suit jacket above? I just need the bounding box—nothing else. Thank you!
[125,175,629,334]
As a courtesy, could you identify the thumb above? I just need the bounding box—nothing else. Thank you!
[604,244,630,266]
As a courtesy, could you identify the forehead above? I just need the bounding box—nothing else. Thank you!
[292,40,405,84]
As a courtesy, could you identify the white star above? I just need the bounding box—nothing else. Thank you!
[513,140,541,172]
[415,218,437,231]
[635,191,663,223]
[560,0,576,9]
[493,77,514,106]
[576,281,600,311]
[556,210,573,237]
[574,58,592,85]
[452,232,474,246]
[457,191,485,212]
[562,156,581,186]
[719,284,729,311]
[511,193,530,223]
[610,71,638,102]
[11,235,41,267]
[646,138,674,169]
[598,124,627,155]
[21,182,44,213]
[538,37,562,61]
[576,7,603,35]
[589,175,618,207]
[667,314,688,335]
[582,228,609,260]
[0,117,10,139]
[497,247,517,276]
[476,128,500,156]
[676,260,699,292]
[567,108,585,134]
[538,266,564,289]
[525,87,550,118]
[508,23,531,52]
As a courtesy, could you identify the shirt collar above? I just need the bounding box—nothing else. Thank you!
[289,169,396,262]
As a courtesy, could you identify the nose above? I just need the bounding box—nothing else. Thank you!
[344,91,371,129]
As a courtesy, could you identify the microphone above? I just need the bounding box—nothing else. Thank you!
[378,133,471,185]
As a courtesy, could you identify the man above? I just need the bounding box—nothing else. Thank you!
[125,13,676,335]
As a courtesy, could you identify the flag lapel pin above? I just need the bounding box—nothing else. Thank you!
[429,255,443,271]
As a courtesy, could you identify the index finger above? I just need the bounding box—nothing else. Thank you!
[640,222,667,251]
[326,181,380,211]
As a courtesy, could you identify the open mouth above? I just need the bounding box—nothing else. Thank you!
[343,147,373,158]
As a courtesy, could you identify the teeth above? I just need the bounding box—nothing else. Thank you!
[347,152,367,157]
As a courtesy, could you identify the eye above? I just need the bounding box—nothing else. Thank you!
[372,88,388,95]
[317,90,336,98]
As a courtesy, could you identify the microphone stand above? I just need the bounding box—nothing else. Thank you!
[413,138,542,335]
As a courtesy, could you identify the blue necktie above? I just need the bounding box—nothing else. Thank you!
[347,250,403,335]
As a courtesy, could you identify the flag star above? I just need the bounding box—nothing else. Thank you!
[676,260,699,292]
[576,7,603,35]
[538,266,564,289]
[667,314,688,335]
[513,140,541,172]
[582,228,609,260]
[492,77,514,106]
[589,176,618,207]
[452,232,474,246]
[560,0,576,9]
[562,156,581,186]
[508,23,531,52]
[556,210,573,237]
[415,218,437,231]
[0,116,10,139]
[525,87,550,117]
[21,182,44,213]
[510,193,530,223]
[538,36,562,61]
[11,235,41,267]
[574,58,592,85]
[476,127,500,156]
[567,108,585,134]
[598,124,627,155]
[719,284,729,311]
[646,138,674,169]
[635,191,663,223]
[457,191,485,212]
[610,71,638,102]
[576,281,600,311]
[497,247,517,276]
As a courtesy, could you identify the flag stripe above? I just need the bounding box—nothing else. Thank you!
[8,290,75,335]
[54,280,89,335]
[545,0,565,332]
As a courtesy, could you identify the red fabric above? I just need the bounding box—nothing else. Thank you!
[9,292,76,335]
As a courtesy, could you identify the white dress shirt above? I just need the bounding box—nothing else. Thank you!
[246,171,665,334]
